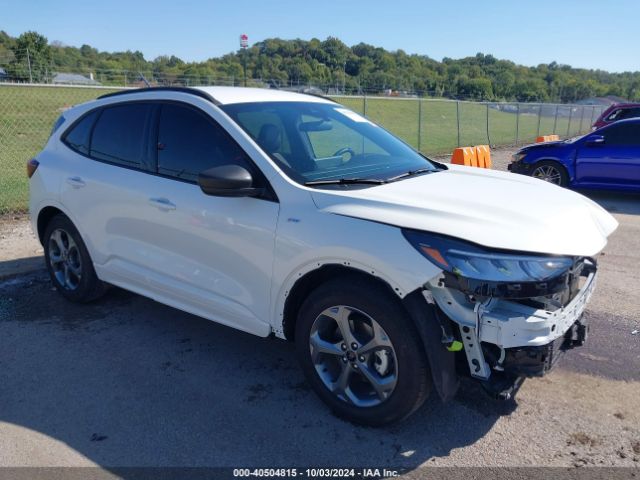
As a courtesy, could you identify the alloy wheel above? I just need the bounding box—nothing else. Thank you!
[532,165,562,185]
[309,305,398,407]
[48,228,82,290]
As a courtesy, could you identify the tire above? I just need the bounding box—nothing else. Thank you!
[43,214,107,303]
[295,276,431,426]
[531,160,568,187]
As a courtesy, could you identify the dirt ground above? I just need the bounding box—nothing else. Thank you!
[0,147,639,474]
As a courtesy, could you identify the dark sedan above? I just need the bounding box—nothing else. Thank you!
[509,118,640,192]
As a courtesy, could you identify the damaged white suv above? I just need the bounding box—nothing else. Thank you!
[29,87,618,425]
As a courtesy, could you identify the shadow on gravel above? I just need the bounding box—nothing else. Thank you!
[0,276,513,470]
[0,256,43,280]
[581,190,640,215]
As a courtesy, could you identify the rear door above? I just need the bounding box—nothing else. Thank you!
[575,122,640,188]
[59,102,158,273]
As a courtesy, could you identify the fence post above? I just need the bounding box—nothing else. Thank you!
[578,106,585,134]
[26,48,33,83]
[566,106,573,138]
[515,103,520,145]
[553,104,559,134]
[589,106,596,129]
[536,104,542,137]
[456,100,460,147]
[363,93,367,117]
[486,103,491,145]
[417,97,422,152]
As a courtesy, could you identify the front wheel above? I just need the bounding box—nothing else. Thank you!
[295,277,431,426]
[531,160,568,187]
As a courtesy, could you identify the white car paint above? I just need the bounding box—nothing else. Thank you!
[30,86,618,352]
[311,164,617,257]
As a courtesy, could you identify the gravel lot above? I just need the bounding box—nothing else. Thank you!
[0,148,639,474]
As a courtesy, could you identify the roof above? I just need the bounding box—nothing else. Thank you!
[193,86,334,105]
[52,73,101,85]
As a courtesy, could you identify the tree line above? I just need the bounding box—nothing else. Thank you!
[1,30,639,102]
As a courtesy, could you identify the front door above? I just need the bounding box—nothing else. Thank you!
[576,122,640,188]
[140,102,280,335]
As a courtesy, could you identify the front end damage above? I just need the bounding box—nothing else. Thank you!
[413,257,596,400]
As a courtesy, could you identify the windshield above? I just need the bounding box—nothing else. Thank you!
[221,101,439,186]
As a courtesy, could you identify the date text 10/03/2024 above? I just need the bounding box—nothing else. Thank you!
[232,468,401,478]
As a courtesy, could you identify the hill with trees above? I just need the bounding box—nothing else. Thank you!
[1,30,639,102]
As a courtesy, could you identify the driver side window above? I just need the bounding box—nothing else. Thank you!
[603,123,640,146]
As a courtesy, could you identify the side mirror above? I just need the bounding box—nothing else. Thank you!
[198,165,264,197]
[585,135,605,147]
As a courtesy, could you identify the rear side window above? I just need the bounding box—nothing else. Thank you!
[63,110,99,155]
[619,107,640,120]
[157,104,250,181]
[90,104,151,167]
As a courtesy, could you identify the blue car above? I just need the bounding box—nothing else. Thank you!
[509,118,640,192]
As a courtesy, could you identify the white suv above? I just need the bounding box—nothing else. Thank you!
[29,87,617,425]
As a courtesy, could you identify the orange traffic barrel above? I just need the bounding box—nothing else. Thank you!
[475,145,492,169]
[451,147,477,167]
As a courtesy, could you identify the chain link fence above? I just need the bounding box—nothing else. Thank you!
[331,95,605,153]
[0,83,605,215]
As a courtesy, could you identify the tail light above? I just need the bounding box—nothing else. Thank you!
[27,158,39,178]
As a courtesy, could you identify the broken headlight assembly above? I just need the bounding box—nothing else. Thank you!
[402,229,576,298]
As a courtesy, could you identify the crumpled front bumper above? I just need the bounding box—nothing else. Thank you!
[426,266,596,381]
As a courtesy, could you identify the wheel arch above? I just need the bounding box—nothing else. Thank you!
[531,158,572,184]
[280,263,403,342]
[36,205,67,245]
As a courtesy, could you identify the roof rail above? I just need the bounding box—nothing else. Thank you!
[98,86,221,106]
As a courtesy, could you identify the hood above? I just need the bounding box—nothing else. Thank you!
[519,140,567,153]
[311,165,618,257]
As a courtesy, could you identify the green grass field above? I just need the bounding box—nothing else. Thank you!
[0,85,598,214]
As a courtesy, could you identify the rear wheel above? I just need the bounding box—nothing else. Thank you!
[531,160,568,187]
[295,277,431,426]
[43,214,106,303]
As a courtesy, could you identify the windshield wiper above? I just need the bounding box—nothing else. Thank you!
[304,178,387,186]
[386,168,436,182]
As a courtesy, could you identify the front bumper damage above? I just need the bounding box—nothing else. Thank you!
[425,258,596,399]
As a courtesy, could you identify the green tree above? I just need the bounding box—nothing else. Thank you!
[11,31,51,82]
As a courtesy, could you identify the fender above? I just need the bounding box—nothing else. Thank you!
[33,199,83,243]
[271,257,411,338]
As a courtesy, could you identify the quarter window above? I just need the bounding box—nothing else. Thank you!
[63,110,99,155]
[157,104,250,181]
[90,104,151,167]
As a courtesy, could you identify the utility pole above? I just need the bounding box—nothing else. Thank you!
[239,34,249,87]
[343,60,346,94]
[26,47,33,83]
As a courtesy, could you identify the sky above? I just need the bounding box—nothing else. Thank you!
[1,0,638,72]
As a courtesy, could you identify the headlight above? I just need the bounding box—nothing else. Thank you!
[512,152,527,162]
[403,230,573,283]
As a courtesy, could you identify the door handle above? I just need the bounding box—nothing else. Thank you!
[148,197,176,211]
[66,176,86,188]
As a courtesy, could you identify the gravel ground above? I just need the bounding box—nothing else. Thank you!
[0,148,639,473]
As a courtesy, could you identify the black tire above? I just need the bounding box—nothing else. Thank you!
[43,214,107,303]
[531,160,568,187]
[295,276,431,426]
